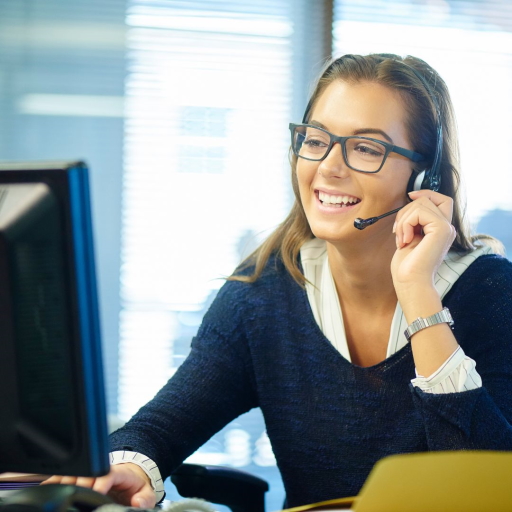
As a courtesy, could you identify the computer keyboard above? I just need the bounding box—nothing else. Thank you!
[0,490,217,512]
[96,499,217,512]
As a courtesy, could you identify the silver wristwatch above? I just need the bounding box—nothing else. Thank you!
[404,307,454,341]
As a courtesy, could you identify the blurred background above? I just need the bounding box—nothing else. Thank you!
[1,0,512,509]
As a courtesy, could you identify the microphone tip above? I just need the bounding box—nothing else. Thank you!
[354,217,378,230]
[354,218,366,230]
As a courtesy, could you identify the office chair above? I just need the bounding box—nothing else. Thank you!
[171,463,269,512]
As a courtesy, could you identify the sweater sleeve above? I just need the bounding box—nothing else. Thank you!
[109,279,259,479]
[409,255,512,450]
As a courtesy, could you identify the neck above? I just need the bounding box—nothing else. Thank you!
[326,229,397,313]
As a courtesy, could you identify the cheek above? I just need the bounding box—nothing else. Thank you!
[360,166,411,203]
[296,161,315,195]
[381,163,413,197]
[395,166,414,196]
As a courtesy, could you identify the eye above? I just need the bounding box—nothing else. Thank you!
[351,140,385,158]
[354,143,383,156]
[303,128,330,147]
[304,136,328,148]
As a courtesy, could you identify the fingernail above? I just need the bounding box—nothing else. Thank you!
[137,498,148,508]
[392,221,396,233]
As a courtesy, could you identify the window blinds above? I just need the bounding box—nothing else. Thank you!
[119,3,299,506]
[119,0,293,419]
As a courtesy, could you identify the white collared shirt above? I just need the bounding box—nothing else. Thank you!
[300,238,491,393]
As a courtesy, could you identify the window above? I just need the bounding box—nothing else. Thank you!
[178,106,230,174]
[119,1,305,508]
[333,0,512,256]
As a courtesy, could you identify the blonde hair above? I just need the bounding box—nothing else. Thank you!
[231,53,497,285]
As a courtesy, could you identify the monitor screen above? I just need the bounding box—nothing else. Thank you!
[0,161,109,477]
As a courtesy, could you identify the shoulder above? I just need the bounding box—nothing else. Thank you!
[449,253,512,294]
[232,252,288,278]
[202,255,300,332]
[444,254,512,341]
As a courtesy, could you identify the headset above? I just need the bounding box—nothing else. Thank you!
[354,60,444,229]
[405,65,443,194]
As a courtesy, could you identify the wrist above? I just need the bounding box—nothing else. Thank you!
[126,462,153,488]
[396,285,442,323]
[110,451,165,501]
[394,275,434,296]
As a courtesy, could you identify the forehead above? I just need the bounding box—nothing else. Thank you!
[310,80,411,145]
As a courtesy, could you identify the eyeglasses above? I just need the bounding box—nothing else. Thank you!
[289,123,425,173]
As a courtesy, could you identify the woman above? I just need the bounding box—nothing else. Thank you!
[45,54,512,508]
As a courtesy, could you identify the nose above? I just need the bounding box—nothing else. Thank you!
[317,141,350,178]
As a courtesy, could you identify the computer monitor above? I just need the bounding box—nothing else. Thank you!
[0,161,109,477]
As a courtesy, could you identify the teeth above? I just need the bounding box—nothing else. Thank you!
[319,191,359,205]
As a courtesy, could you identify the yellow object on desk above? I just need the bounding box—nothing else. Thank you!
[280,496,355,511]
[281,451,512,512]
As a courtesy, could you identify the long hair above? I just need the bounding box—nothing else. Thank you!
[231,53,491,285]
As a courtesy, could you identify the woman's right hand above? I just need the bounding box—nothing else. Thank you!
[41,463,157,508]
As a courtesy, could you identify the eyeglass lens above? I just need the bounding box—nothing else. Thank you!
[293,125,387,172]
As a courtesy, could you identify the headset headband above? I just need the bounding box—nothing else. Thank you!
[402,62,443,193]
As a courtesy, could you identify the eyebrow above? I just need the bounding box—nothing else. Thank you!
[310,120,394,144]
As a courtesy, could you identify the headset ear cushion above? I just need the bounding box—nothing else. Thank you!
[413,170,426,191]
[406,170,426,193]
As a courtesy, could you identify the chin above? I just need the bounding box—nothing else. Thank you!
[308,222,356,243]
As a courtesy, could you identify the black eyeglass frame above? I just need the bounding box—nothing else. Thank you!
[289,123,425,174]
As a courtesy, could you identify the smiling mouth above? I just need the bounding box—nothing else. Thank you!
[317,191,361,208]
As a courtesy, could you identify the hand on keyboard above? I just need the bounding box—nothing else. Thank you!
[42,463,157,509]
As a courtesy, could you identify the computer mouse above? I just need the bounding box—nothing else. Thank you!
[1,483,114,512]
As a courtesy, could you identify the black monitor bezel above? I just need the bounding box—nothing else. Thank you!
[0,160,109,477]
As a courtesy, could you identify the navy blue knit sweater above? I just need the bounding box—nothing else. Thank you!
[110,254,512,507]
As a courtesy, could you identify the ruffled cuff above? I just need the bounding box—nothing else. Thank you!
[411,346,482,394]
[110,450,165,503]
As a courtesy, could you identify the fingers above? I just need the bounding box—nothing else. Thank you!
[91,472,118,495]
[41,474,102,490]
[131,489,157,509]
[394,191,455,248]
[407,189,453,221]
[41,475,70,485]
[41,476,82,486]
[75,477,96,488]
[39,464,156,508]
[60,476,84,486]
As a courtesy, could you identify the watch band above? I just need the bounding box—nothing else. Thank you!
[404,307,454,341]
